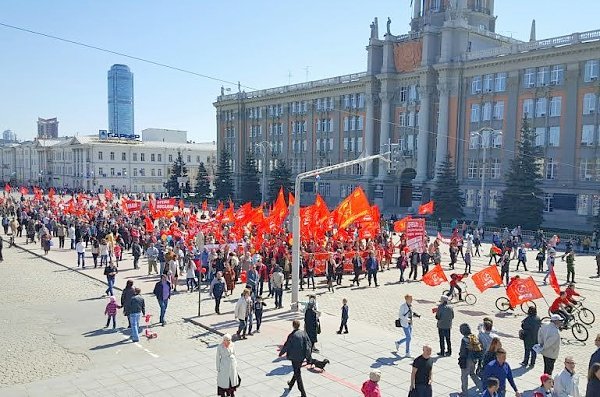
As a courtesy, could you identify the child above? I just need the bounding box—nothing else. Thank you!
[481,377,500,397]
[253,295,267,333]
[337,298,349,334]
[361,370,381,397]
[113,244,122,267]
[186,260,197,292]
[104,296,121,329]
[446,272,468,301]
[516,244,527,271]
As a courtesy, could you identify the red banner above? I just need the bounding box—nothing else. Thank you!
[549,268,561,295]
[393,216,411,232]
[471,265,503,292]
[422,264,448,286]
[406,218,425,252]
[124,199,142,213]
[156,198,175,210]
[506,276,543,307]
[418,200,434,215]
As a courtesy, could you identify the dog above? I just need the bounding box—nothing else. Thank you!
[311,358,330,371]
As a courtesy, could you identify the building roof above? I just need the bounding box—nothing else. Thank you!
[71,135,216,151]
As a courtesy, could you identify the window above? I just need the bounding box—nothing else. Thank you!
[470,104,480,122]
[537,66,550,86]
[400,87,408,102]
[158,169,162,176]
[133,168,137,176]
[482,102,492,121]
[98,151,103,160]
[168,154,173,163]
[535,127,546,147]
[467,159,478,179]
[584,60,599,82]
[582,125,595,146]
[471,76,482,94]
[524,68,536,88]
[157,154,162,162]
[548,127,560,147]
[121,152,126,161]
[580,159,593,180]
[187,155,191,163]
[544,193,554,213]
[469,135,479,149]
[98,167,103,176]
[550,65,564,85]
[490,158,501,179]
[483,74,494,92]
[523,99,534,118]
[549,96,562,117]
[577,195,590,215]
[489,190,499,209]
[546,158,558,180]
[593,194,600,216]
[583,93,597,114]
[431,0,441,11]
[110,152,115,161]
[466,189,475,208]
[317,182,331,197]
[139,168,145,176]
[151,169,155,176]
[133,153,137,161]
[140,153,145,162]
[110,168,115,176]
[409,85,418,101]
[493,101,504,120]
[495,73,507,92]
[536,98,547,117]
[151,154,155,162]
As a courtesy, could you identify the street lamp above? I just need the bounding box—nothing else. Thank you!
[470,127,503,228]
[255,141,273,204]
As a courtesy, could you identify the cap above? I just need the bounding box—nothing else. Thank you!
[540,373,552,384]
[369,369,381,382]
[440,295,449,302]
[550,314,563,322]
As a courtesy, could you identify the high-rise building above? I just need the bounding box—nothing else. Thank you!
[2,130,17,142]
[37,117,59,139]
[214,0,600,230]
[107,64,134,137]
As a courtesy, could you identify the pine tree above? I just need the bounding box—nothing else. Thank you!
[267,159,293,203]
[238,151,261,205]
[496,118,545,230]
[431,154,465,221]
[164,151,189,197]
[213,149,234,203]
[194,162,212,201]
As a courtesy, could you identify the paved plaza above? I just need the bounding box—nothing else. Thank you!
[1,234,599,396]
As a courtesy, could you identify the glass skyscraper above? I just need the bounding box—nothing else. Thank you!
[107,64,134,137]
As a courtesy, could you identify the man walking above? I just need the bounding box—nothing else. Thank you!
[538,314,562,375]
[271,266,284,309]
[279,319,312,397]
[153,274,171,326]
[128,287,145,342]
[76,239,86,268]
[366,250,379,287]
[146,243,159,275]
[435,295,454,356]
[554,356,580,397]
[396,294,419,357]
[210,271,227,314]
[104,261,118,296]
[410,344,434,397]
[482,348,521,397]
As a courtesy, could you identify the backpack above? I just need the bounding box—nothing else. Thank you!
[466,334,483,360]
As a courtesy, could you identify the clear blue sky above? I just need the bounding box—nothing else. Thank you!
[1,0,599,142]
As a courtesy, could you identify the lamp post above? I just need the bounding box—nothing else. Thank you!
[255,141,273,204]
[470,127,503,228]
[290,153,389,310]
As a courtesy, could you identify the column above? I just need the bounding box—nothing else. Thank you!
[434,83,450,176]
[364,92,375,178]
[413,0,421,19]
[377,92,392,179]
[415,86,430,182]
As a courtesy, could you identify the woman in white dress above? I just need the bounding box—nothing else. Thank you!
[216,334,240,396]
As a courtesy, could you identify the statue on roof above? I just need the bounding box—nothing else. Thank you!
[370,17,379,39]
[386,17,392,36]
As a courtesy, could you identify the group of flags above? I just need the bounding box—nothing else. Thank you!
[392,200,435,233]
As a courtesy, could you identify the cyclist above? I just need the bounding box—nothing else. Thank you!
[446,272,468,301]
[564,283,581,306]
[549,291,575,326]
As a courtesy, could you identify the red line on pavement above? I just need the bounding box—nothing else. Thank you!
[318,370,362,392]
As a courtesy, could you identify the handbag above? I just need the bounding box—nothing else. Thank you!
[518,329,525,340]
[316,319,321,334]
[395,319,402,328]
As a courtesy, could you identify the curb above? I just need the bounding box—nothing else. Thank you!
[183,317,224,337]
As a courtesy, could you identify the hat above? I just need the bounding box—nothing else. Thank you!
[369,369,381,382]
[440,295,449,302]
[540,373,552,384]
[550,314,563,322]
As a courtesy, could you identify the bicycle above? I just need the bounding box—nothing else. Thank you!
[567,297,595,325]
[495,297,536,314]
[540,314,589,342]
[442,282,477,305]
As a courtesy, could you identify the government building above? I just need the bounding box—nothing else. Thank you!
[214,0,600,230]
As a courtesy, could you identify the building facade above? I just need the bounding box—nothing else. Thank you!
[214,0,600,230]
[0,136,217,194]
[37,117,59,139]
[108,64,135,137]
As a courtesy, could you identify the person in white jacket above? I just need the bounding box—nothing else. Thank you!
[216,334,240,396]
[234,289,251,340]
[553,356,580,397]
[538,314,562,375]
[395,294,420,357]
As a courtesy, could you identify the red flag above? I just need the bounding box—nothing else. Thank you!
[422,264,448,286]
[156,198,175,211]
[178,199,185,210]
[48,188,55,200]
[221,203,235,223]
[272,187,289,222]
[288,192,295,206]
[549,268,561,295]
[124,199,142,213]
[506,276,543,307]
[393,216,411,232]
[332,186,371,229]
[144,217,155,232]
[4,184,10,193]
[19,187,29,195]
[418,200,434,215]
[491,245,503,255]
[34,187,42,200]
[471,265,503,292]
[201,200,208,211]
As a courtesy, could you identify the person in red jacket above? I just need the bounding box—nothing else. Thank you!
[446,272,468,301]
[361,370,382,397]
[565,283,581,305]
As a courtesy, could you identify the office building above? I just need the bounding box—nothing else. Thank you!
[37,117,59,139]
[108,64,134,137]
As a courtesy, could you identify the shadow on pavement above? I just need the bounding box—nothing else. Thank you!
[89,338,131,350]
[457,309,489,317]
[370,352,403,368]
[78,296,107,302]
[82,328,124,338]
[266,365,293,376]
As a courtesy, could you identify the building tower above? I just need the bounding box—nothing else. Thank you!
[37,117,59,139]
[107,64,134,137]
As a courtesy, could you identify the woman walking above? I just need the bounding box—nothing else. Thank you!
[216,334,241,397]
[304,296,320,353]
[520,306,541,367]
[121,280,135,328]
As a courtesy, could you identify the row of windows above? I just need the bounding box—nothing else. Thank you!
[582,125,600,146]
[344,116,364,131]
[466,159,502,179]
[522,97,562,118]
[465,189,499,209]
[579,158,600,181]
[470,101,505,122]
[398,112,419,127]
[583,93,600,114]
[243,94,367,120]
[533,127,561,147]
[96,167,163,177]
[523,65,564,88]
[398,85,419,102]
[97,151,213,164]
[471,73,507,94]
[468,131,503,149]
[544,193,600,215]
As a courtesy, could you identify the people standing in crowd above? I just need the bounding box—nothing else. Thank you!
[396,294,419,357]
[337,298,349,334]
[366,250,379,287]
[587,363,600,397]
[435,295,454,357]
[304,296,320,353]
[128,287,145,343]
[271,266,284,309]
[532,374,554,397]
[520,306,541,368]
[543,248,556,284]
[361,370,382,397]
[589,333,600,370]
[103,261,117,296]
[234,289,250,340]
[481,348,521,397]
[536,249,545,273]
[553,356,580,397]
[458,323,481,396]
[563,248,576,284]
[253,295,266,333]
[146,243,159,275]
[216,334,241,397]
[153,274,171,326]
[76,239,85,268]
[121,280,135,328]
[482,337,503,369]
[516,245,528,271]
[351,251,363,286]
[279,319,312,397]
[410,344,434,397]
[210,271,227,314]
[538,314,562,375]
[91,237,99,268]
[478,319,497,353]
[131,240,142,270]
[408,249,420,281]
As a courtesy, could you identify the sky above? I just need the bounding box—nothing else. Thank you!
[1,0,599,143]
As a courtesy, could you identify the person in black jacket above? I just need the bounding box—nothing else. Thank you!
[279,319,312,397]
[153,274,172,326]
[121,280,135,328]
[351,252,362,286]
[521,306,541,367]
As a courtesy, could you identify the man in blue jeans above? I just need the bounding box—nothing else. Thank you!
[153,274,171,326]
[128,287,145,342]
[366,250,379,287]
[104,261,118,296]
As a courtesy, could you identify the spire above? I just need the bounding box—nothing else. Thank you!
[529,19,536,42]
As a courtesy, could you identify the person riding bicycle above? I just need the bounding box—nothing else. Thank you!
[446,272,468,301]
[549,291,575,326]
[564,283,581,306]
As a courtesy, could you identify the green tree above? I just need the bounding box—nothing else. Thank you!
[496,118,545,230]
[164,151,189,196]
[213,149,234,203]
[267,159,293,203]
[194,162,212,201]
[431,154,464,221]
[238,150,261,205]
